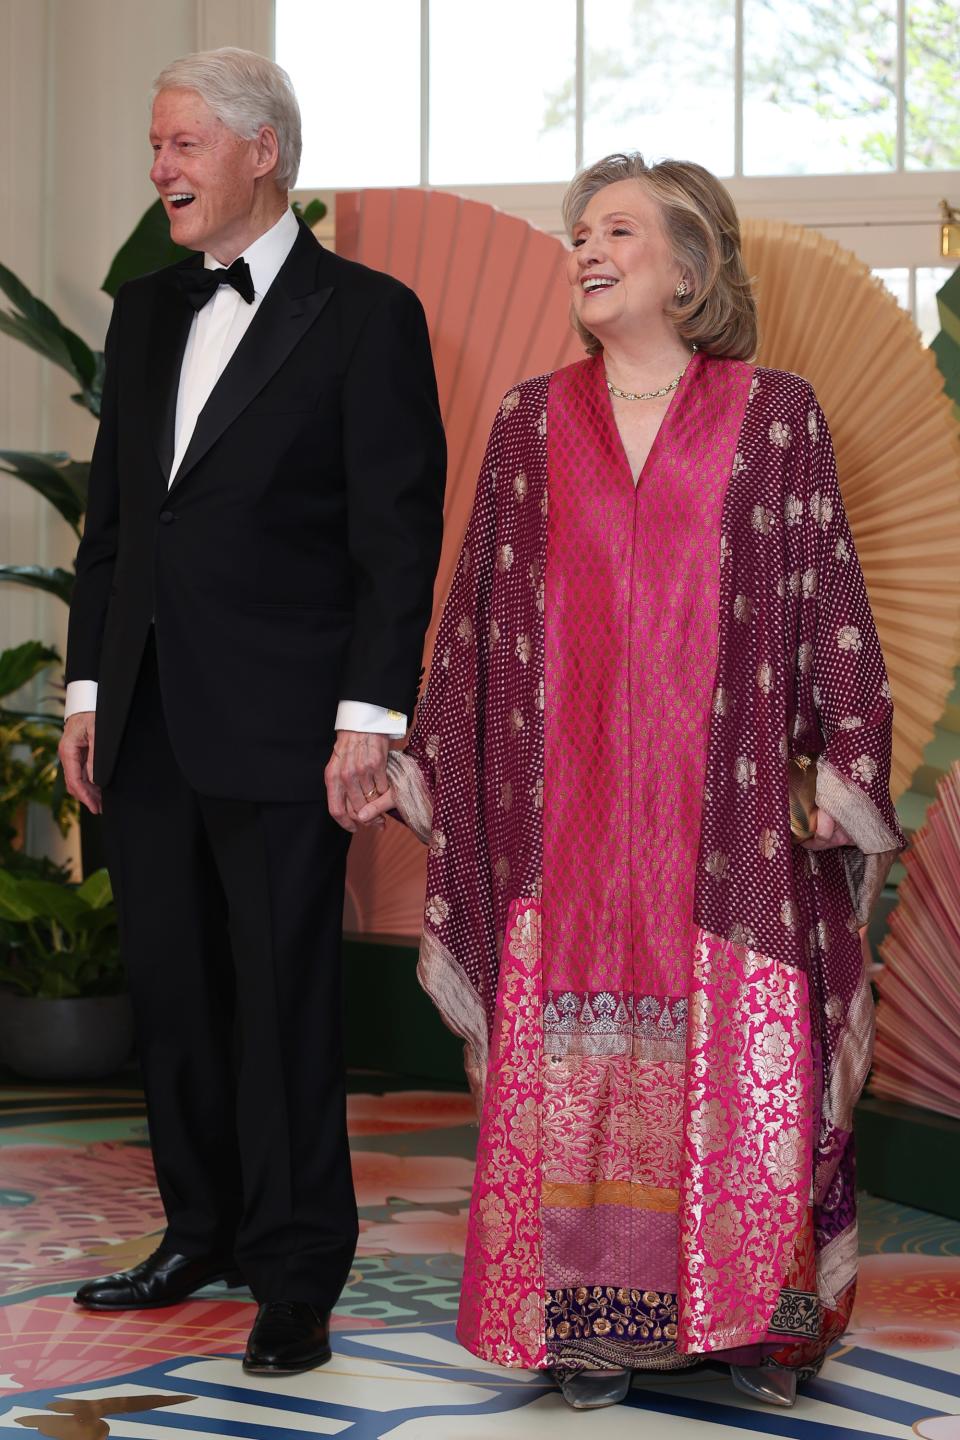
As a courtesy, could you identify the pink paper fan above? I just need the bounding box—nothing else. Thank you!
[874,785,960,1117]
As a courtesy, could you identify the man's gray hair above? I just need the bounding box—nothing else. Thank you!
[153,48,302,191]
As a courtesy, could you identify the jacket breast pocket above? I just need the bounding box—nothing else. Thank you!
[243,372,340,417]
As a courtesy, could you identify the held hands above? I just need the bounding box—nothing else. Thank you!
[325,730,394,833]
[800,806,853,851]
[59,710,102,815]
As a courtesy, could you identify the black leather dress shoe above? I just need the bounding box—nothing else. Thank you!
[243,1302,332,1375]
[74,1247,243,1311]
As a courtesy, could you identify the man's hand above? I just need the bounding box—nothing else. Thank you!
[801,807,853,851]
[59,710,102,815]
[325,731,390,833]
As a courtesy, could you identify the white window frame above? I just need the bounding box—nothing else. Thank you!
[277,0,959,272]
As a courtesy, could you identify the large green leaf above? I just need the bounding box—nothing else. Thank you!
[71,908,118,945]
[0,311,84,382]
[77,868,113,910]
[3,876,87,931]
[0,641,59,701]
[36,971,83,1000]
[293,198,328,229]
[0,260,66,340]
[0,451,88,533]
[0,564,74,603]
[0,869,41,922]
[102,199,192,297]
[71,349,106,418]
[0,260,97,388]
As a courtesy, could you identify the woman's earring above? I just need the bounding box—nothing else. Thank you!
[675,278,688,299]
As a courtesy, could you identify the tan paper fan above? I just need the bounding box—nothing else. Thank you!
[741,219,960,800]
[335,195,960,938]
[871,759,960,1118]
[343,821,428,938]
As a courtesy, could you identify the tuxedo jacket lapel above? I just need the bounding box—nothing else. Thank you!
[146,257,199,486]
[169,223,334,492]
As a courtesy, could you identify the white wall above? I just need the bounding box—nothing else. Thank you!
[1,1,51,662]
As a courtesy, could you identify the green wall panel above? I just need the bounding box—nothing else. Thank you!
[343,937,467,1087]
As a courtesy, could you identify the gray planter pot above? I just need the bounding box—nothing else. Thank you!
[0,992,134,1080]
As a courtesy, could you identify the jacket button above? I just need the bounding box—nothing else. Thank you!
[158,510,175,525]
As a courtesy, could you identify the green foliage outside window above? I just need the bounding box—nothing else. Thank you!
[543,0,960,174]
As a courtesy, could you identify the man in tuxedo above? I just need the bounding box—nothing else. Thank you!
[58,48,445,1375]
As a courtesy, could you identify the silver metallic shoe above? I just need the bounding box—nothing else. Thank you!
[553,1367,632,1410]
[730,1364,798,1408]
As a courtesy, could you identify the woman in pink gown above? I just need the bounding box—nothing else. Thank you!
[361,153,902,1412]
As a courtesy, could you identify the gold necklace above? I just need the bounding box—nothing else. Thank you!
[605,350,695,402]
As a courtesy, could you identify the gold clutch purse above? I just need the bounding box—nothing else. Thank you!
[789,755,818,842]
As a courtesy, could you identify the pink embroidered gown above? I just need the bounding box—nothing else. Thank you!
[391,352,903,1375]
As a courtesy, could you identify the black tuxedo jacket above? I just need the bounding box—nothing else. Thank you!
[65,219,446,801]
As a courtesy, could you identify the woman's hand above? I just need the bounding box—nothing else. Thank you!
[801,807,853,851]
[356,785,396,827]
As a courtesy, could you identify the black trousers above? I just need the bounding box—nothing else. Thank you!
[102,635,357,1305]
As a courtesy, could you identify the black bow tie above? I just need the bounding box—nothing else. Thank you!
[172,257,255,311]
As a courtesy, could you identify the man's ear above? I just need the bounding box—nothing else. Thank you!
[254,125,280,178]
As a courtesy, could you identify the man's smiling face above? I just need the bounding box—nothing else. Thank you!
[149,87,264,262]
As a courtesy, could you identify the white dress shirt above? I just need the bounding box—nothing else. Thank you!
[65,207,406,737]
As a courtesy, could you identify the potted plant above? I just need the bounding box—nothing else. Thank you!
[0,866,129,1079]
[0,643,129,1084]
[0,639,129,1078]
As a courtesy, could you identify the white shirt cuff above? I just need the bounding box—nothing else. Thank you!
[336,699,407,738]
[65,679,99,719]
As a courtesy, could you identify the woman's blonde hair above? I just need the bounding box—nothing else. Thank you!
[562,152,758,360]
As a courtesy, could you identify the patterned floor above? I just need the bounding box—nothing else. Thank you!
[2,1073,960,1438]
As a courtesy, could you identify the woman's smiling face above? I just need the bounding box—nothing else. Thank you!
[566,178,685,345]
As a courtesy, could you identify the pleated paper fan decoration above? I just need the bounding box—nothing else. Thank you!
[741,219,960,802]
[336,189,581,939]
[872,760,960,1119]
[343,820,428,938]
[333,193,960,938]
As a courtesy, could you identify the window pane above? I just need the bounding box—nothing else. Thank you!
[276,0,420,188]
[873,267,910,310]
[582,0,734,176]
[906,0,960,170]
[430,0,576,184]
[743,0,896,175]
[916,265,957,345]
